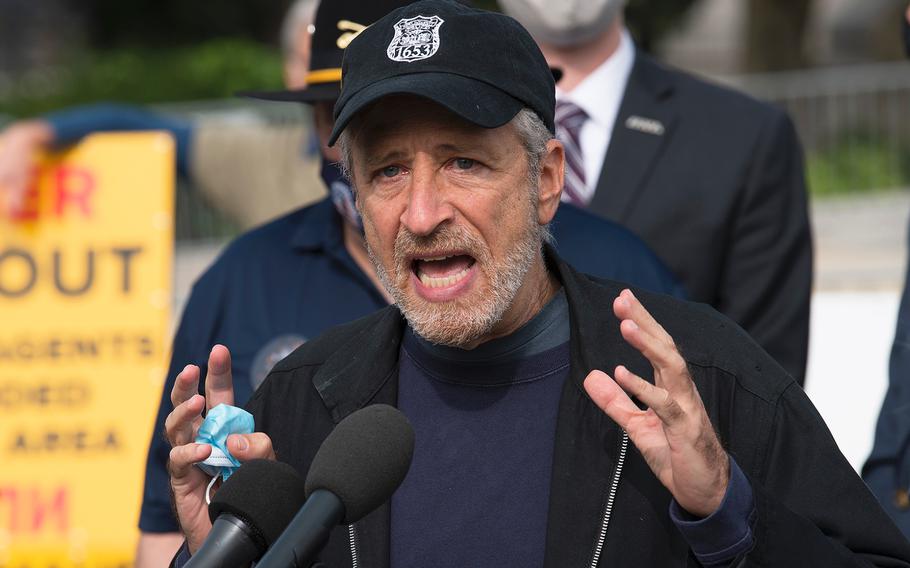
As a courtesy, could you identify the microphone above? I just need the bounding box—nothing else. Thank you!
[185,459,307,568]
[257,404,415,567]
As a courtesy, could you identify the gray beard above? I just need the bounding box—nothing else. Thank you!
[366,211,543,348]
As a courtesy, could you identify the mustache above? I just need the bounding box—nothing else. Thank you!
[392,224,487,265]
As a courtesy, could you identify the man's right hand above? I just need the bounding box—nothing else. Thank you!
[165,344,276,554]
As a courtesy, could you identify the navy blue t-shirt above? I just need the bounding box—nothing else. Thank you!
[392,291,571,568]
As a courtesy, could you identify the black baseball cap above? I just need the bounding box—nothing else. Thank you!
[242,0,421,104]
[328,0,555,145]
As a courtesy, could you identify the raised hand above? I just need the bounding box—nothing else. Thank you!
[165,345,275,553]
[584,289,729,518]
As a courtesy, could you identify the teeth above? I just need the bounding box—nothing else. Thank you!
[422,255,452,262]
[418,266,470,288]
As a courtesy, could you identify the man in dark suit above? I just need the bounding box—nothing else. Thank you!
[499,0,813,385]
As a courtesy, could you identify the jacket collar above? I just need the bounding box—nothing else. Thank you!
[310,305,405,423]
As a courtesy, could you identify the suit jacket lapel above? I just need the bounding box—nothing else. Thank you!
[588,51,677,223]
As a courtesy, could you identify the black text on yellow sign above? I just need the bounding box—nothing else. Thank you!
[0,133,174,567]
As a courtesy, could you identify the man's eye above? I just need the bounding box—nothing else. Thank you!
[454,158,475,170]
[381,166,401,178]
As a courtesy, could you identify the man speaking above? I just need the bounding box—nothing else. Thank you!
[165,1,910,566]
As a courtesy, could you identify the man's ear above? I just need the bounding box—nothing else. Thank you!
[537,139,564,225]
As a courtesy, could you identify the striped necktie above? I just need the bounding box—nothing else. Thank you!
[555,100,590,206]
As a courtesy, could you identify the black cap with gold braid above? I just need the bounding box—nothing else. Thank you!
[242,0,425,104]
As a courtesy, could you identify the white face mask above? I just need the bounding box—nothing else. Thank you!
[499,0,625,47]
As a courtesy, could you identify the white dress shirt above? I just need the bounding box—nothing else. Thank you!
[556,29,635,194]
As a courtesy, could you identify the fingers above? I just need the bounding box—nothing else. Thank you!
[165,394,205,447]
[613,365,686,427]
[227,433,277,461]
[583,369,647,430]
[171,364,201,408]
[585,367,685,429]
[168,443,212,479]
[614,290,690,384]
[613,289,671,345]
[170,345,236,413]
[204,345,234,411]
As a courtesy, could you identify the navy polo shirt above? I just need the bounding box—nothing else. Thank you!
[139,197,684,532]
[139,198,387,531]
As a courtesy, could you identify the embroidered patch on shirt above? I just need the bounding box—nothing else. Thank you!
[387,15,444,62]
[250,334,306,391]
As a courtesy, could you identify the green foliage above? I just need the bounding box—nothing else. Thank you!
[807,138,910,196]
[2,39,284,118]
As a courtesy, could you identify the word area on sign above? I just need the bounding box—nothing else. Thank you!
[9,427,120,455]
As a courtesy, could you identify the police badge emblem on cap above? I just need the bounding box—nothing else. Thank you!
[387,15,445,62]
[329,0,556,146]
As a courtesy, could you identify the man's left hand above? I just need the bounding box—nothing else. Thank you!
[584,289,729,518]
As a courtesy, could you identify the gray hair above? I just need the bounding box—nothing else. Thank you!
[281,0,318,56]
[511,107,552,187]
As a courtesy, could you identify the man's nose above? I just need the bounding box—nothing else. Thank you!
[400,167,453,236]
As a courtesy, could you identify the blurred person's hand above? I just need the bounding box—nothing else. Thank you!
[165,344,276,554]
[0,120,54,212]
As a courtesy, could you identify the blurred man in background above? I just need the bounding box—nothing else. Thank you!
[862,2,910,538]
[499,0,814,385]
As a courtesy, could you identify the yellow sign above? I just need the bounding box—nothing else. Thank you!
[0,133,174,567]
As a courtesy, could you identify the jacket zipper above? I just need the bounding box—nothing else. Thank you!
[348,523,360,568]
[589,431,629,568]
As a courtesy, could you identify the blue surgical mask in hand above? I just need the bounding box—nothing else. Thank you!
[194,403,255,500]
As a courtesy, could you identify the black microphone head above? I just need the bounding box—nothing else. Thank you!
[305,404,415,524]
[209,459,307,549]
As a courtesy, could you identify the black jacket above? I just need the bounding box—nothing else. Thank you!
[250,252,905,567]
[587,52,812,385]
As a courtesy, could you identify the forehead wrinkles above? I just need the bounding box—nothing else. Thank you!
[353,100,516,164]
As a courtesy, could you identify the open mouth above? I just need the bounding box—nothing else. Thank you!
[411,253,477,289]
